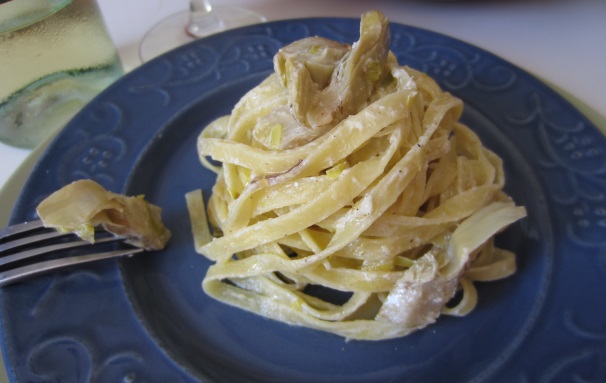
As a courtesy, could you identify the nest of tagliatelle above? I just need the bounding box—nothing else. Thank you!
[186,10,526,341]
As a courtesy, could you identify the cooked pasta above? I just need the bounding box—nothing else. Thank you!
[187,10,526,340]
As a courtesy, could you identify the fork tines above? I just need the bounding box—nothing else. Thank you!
[0,220,143,287]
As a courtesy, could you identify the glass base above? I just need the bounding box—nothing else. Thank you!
[139,6,266,62]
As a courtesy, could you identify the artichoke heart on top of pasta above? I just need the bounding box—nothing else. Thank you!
[271,10,394,147]
[37,179,171,251]
[190,10,526,341]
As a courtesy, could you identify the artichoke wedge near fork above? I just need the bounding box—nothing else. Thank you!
[36,179,171,251]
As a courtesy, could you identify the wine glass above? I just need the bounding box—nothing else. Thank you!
[139,0,266,62]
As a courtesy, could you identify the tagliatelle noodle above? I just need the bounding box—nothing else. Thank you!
[187,11,526,340]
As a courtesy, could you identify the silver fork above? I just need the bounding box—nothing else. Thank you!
[0,220,143,287]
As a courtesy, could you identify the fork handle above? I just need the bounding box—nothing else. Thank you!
[0,248,143,287]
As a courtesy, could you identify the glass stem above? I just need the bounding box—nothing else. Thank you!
[186,0,224,38]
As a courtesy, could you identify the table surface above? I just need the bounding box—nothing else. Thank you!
[1,0,605,381]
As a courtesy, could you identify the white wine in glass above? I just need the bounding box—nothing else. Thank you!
[139,0,266,62]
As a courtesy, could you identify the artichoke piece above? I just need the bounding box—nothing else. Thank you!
[274,36,350,128]
[309,10,392,127]
[274,10,392,130]
[36,179,171,251]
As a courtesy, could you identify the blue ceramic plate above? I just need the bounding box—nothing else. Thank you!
[2,18,605,383]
